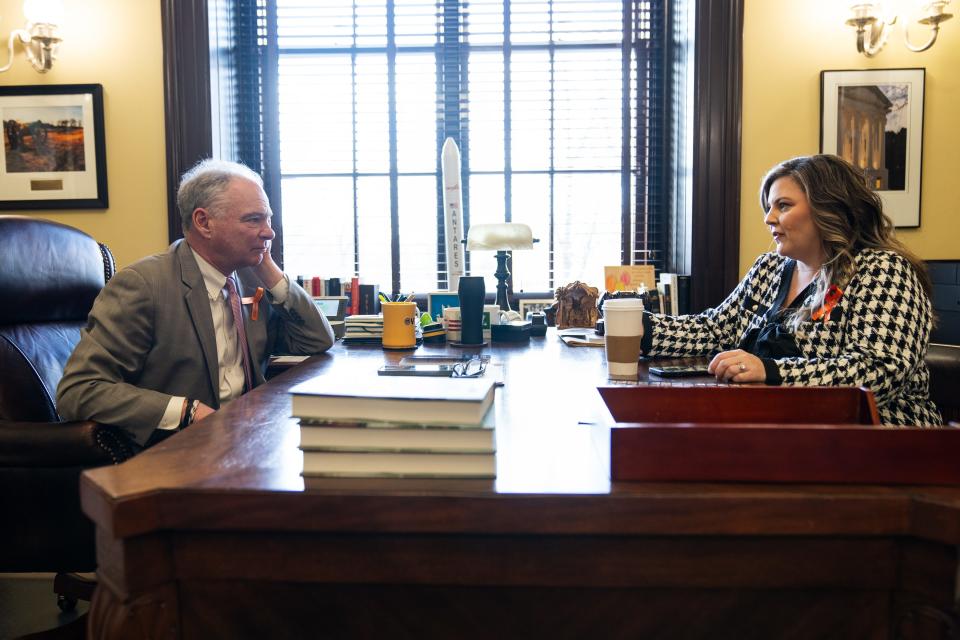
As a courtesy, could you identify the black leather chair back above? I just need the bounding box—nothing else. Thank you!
[0,216,115,422]
[927,343,960,424]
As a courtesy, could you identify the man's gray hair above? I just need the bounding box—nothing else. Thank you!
[177,159,264,232]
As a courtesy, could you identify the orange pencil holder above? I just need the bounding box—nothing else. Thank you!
[381,302,419,350]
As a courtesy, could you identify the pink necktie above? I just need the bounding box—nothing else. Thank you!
[225,276,253,392]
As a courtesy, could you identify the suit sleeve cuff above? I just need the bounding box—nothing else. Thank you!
[267,273,291,305]
[640,312,654,355]
[158,396,186,430]
[761,358,782,385]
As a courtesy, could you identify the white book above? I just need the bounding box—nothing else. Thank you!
[289,375,496,426]
[300,425,494,454]
[299,408,496,454]
[301,451,495,478]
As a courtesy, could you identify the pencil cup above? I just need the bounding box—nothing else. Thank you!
[381,302,419,350]
[602,298,644,380]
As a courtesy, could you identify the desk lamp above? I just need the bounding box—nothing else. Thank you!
[465,223,536,312]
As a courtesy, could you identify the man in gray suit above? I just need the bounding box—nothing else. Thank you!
[57,159,334,446]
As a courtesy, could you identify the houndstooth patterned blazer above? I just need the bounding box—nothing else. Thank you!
[641,249,942,426]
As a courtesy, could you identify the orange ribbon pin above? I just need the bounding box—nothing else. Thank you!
[811,285,842,322]
[241,287,265,321]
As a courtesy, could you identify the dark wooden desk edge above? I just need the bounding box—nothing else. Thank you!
[79,343,960,545]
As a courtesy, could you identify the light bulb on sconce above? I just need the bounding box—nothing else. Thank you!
[1,0,64,73]
[846,1,953,57]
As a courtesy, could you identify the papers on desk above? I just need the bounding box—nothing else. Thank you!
[270,355,310,365]
[557,328,604,347]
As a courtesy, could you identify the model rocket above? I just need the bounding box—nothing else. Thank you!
[441,137,465,291]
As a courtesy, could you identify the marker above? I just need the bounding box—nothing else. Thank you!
[378,293,390,304]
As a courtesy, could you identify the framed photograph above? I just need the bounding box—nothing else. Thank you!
[0,84,108,210]
[820,68,924,227]
[518,298,555,318]
[426,292,460,323]
[603,265,655,293]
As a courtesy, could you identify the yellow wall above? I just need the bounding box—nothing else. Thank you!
[0,0,167,267]
[741,0,960,275]
[4,0,955,273]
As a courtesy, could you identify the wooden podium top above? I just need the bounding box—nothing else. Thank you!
[599,384,881,425]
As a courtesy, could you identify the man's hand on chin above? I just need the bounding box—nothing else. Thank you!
[252,244,283,289]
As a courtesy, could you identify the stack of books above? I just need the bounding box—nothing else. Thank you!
[290,375,497,478]
[342,314,383,344]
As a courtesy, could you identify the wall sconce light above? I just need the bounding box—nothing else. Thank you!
[0,0,64,73]
[846,1,953,57]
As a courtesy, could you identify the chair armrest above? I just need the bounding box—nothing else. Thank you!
[0,420,137,467]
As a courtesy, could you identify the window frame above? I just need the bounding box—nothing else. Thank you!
[161,0,743,310]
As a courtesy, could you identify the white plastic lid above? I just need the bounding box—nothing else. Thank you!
[602,298,644,311]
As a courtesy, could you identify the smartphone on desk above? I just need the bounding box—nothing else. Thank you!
[649,365,711,378]
[399,354,491,365]
[378,364,456,377]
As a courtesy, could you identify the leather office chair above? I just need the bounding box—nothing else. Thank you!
[926,343,960,425]
[0,215,137,611]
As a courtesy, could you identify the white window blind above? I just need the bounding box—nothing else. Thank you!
[267,0,665,295]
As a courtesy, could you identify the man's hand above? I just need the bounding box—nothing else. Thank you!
[252,241,284,289]
[194,402,216,422]
[707,349,766,383]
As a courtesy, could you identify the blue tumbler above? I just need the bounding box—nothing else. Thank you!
[457,276,485,345]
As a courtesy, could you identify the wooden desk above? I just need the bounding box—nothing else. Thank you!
[81,334,960,639]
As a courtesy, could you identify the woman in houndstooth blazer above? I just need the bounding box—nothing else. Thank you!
[641,154,941,426]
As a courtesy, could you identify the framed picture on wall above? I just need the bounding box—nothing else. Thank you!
[0,84,108,210]
[820,68,924,227]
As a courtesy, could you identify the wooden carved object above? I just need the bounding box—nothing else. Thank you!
[555,281,599,329]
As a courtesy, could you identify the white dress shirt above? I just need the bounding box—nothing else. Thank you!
[158,248,290,429]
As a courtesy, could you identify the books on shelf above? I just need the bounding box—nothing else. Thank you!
[349,276,360,315]
[358,283,381,315]
[675,274,691,315]
[658,272,679,316]
[326,277,342,298]
[290,375,496,427]
[301,450,495,478]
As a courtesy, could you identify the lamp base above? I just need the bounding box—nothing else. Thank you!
[494,250,512,312]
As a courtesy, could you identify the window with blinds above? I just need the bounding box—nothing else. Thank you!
[252,0,668,295]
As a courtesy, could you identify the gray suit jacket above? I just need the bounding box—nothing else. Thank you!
[56,239,334,444]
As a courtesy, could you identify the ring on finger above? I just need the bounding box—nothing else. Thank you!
[738,362,746,372]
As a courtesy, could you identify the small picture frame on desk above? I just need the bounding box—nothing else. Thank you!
[427,292,460,323]
[518,298,554,319]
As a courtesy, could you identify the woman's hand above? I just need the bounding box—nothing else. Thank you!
[707,349,766,383]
